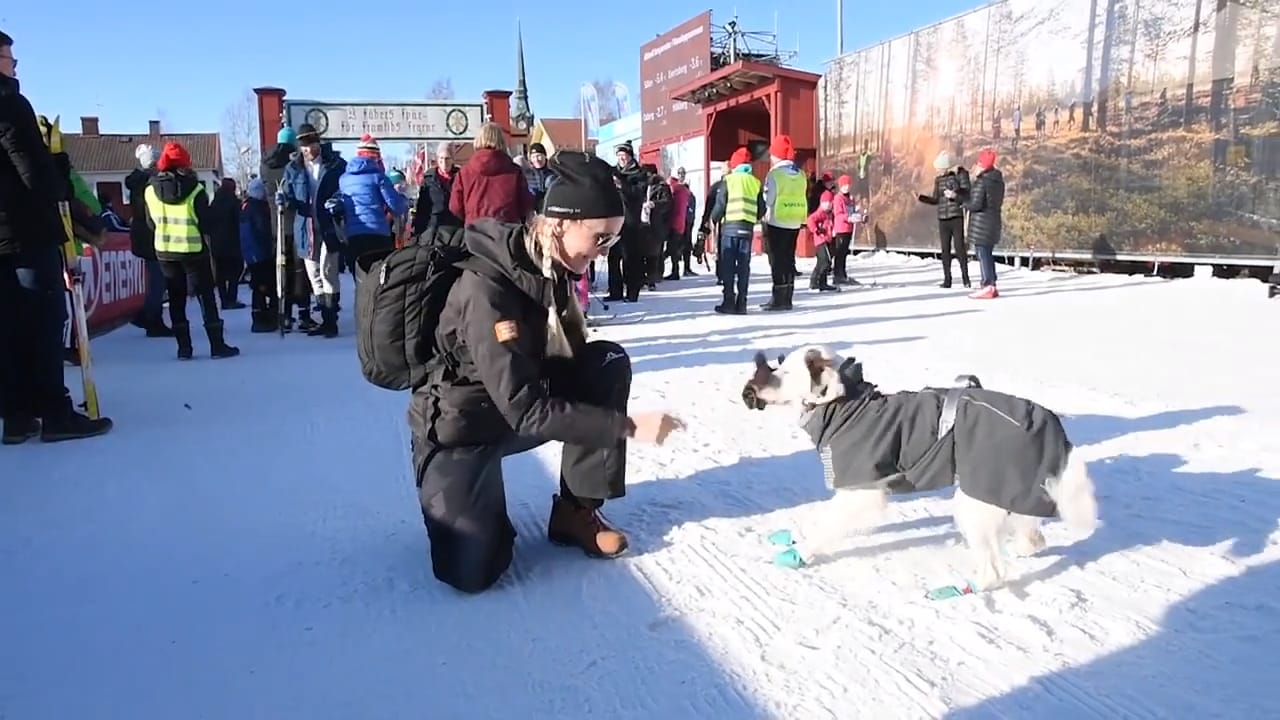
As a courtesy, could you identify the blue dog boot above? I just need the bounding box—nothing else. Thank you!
[767,529,795,546]
[773,547,807,569]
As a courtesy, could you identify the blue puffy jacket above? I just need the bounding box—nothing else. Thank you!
[337,156,408,237]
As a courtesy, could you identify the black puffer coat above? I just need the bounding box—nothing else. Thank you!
[125,169,156,259]
[411,166,462,236]
[964,166,1005,246]
[802,381,1070,518]
[409,219,630,449]
[917,167,971,221]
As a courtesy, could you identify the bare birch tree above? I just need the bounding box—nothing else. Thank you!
[221,90,260,189]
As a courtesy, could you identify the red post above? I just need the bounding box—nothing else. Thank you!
[253,87,287,157]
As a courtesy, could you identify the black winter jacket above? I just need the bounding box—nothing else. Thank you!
[803,381,1069,518]
[524,165,555,212]
[207,188,242,259]
[917,167,971,221]
[125,169,156,259]
[614,162,649,230]
[411,166,463,236]
[964,167,1005,246]
[409,219,631,448]
[0,75,64,256]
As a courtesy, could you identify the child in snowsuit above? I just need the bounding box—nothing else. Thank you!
[240,179,277,333]
[807,192,840,292]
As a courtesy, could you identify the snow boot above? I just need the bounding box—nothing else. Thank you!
[760,284,785,311]
[547,493,628,558]
[296,312,319,333]
[2,415,40,445]
[714,289,739,314]
[309,294,338,337]
[206,321,241,359]
[250,311,277,334]
[39,411,112,443]
[174,322,193,361]
[734,295,747,314]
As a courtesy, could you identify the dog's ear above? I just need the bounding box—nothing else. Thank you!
[751,352,773,386]
[803,347,833,385]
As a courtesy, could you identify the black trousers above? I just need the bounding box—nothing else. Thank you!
[938,217,969,284]
[607,227,645,300]
[247,260,276,313]
[810,243,833,287]
[411,341,632,594]
[832,232,853,281]
[159,254,222,328]
[0,246,73,422]
[764,225,799,286]
[212,254,243,304]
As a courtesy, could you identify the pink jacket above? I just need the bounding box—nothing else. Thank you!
[832,192,855,235]
[668,179,691,234]
[806,208,833,246]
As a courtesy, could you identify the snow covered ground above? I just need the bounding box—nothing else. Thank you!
[3,252,1278,720]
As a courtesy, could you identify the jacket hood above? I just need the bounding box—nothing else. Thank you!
[149,169,202,204]
[468,148,519,177]
[460,218,555,306]
[978,166,1005,184]
[125,168,153,193]
[345,156,383,175]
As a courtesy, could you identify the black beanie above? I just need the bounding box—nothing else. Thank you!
[542,151,625,220]
[529,142,547,155]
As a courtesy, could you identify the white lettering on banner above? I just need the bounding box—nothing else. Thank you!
[642,25,706,62]
[284,102,486,143]
[83,248,146,318]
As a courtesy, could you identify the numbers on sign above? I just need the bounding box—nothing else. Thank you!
[690,55,703,70]
[654,70,665,84]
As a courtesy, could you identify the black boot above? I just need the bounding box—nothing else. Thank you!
[206,320,241,359]
[760,284,782,311]
[296,312,319,333]
[734,295,747,314]
[250,310,278,333]
[174,322,193,361]
[310,294,339,337]
[2,415,40,445]
[714,290,737,314]
[773,283,795,310]
[39,410,112,443]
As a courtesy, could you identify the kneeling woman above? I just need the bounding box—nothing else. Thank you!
[409,152,684,594]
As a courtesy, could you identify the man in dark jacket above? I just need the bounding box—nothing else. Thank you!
[523,142,555,211]
[963,148,1005,299]
[610,141,649,302]
[260,129,309,332]
[0,30,112,443]
[279,124,346,336]
[916,150,972,288]
[699,176,724,285]
[208,178,244,309]
[411,143,463,237]
[125,148,172,337]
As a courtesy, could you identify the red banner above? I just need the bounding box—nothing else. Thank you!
[82,232,147,337]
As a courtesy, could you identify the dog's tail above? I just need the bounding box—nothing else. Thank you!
[1045,450,1099,534]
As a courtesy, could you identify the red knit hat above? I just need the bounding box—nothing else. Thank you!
[156,142,192,172]
[769,135,795,160]
[356,134,381,159]
[837,174,851,186]
[729,147,751,166]
[977,147,997,169]
[820,190,834,204]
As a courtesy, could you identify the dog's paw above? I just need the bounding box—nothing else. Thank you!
[767,529,795,546]
[773,547,807,569]
[1009,530,1047,558]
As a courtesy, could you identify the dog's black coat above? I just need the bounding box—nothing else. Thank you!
[802,381,1071,518]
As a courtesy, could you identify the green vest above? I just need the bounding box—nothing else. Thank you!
[723,172,762,224]
[769,169,807,226]
[144,184,204,255]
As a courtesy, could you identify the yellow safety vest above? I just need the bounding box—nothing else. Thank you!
[723,172,762,224]
[144,184,205,255]
[769,169,807,226]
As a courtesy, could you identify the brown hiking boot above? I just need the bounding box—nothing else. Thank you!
[547,494,629,558]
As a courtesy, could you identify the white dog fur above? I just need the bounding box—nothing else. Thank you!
[755,345,1099,590]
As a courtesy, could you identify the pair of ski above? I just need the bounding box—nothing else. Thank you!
[59,201,100,419]
[765,529,977,601]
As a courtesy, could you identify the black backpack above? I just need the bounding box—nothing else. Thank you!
[354,227,467,391]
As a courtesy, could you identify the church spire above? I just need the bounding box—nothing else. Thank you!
[511,19,533,133]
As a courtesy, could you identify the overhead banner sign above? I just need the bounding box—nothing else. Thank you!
[640,11,713,146]
[283,101,485,142]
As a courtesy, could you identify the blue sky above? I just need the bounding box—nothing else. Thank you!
[2,0,978,157]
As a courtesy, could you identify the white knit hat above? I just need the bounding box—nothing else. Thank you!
[933,151,953,171]
[135,143,160,168]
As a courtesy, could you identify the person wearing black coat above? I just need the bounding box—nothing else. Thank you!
[964,148,1005,298]
[699,177,724,285]
[410,144,463,237]
[0,32,113,443]
[609,141,649,302]
[208,178,245,309]
[409,152,683,594]
[916,151,972,288]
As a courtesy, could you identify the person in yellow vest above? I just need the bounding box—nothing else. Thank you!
[761,134,807,311]
[142,142,240,360]
[707,147,764,315]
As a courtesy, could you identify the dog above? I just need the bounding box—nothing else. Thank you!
[742,346,1098,591]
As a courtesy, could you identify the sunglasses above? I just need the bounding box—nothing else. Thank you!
[593,232,621,250]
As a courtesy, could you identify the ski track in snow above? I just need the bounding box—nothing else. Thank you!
[3,253,1279,719]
